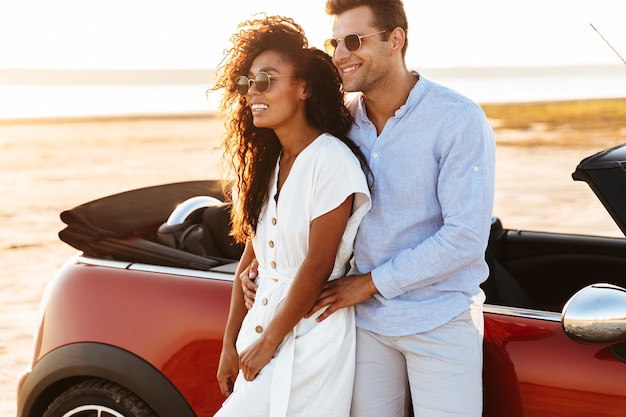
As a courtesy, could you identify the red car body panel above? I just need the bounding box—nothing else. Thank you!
[484,309,626,416]
[34,260,232,416]
[24,258,626,417]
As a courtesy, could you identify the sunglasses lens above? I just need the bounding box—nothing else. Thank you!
[236,76,250,95]
[324,39,338,56]
[254,72,270,92]
[344,34,362,52]
[235,73,271,95]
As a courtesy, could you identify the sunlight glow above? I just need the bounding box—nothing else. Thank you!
[0,0,624,70]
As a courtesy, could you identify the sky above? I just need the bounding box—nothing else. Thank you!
[0,0,624,70]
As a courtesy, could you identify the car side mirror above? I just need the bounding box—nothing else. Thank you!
[561,283,626,344]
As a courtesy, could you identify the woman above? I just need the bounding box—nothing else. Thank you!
[212,15,371,417]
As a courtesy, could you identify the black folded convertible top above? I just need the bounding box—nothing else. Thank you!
[59,180,227,270]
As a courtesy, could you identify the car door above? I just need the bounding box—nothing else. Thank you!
[483,306,626,417]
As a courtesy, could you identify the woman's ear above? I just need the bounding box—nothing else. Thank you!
[300,80,312,100]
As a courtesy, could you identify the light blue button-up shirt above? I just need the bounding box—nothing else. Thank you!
[349,73,496,336]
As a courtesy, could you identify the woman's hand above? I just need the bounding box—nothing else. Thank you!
[238,337,279,381]
[216,344,239,397]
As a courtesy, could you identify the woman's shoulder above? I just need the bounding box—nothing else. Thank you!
[306,134,365,177]
[311,133,356,156]
[305,134,358,166]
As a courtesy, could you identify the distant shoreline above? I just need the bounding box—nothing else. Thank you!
[1,96,625,127]
[2,66,623,120]
[2,97,623,149]
[0,68,215,86]
[1,64,623,85]
[0,111,217,126]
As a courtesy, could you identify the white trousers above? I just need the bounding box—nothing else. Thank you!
[351,305,484,417]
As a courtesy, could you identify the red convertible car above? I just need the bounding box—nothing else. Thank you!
[16,143,626,417]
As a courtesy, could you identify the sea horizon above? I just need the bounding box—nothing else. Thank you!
[1,64,624,121]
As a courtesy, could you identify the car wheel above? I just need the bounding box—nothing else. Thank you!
[42,378,157,417]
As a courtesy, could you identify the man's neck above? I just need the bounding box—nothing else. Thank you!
[362,70,418,135]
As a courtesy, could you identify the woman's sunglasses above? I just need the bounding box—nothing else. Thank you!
[235,72,296,96]
[324,30,387,57]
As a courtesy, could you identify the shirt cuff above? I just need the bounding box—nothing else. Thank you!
[371,262,403,300]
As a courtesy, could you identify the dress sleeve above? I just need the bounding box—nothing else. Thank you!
[311,139,371,222]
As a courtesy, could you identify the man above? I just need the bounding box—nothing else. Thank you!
[243,1,495,415]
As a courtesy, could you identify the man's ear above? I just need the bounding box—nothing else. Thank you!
[389,27,406,54]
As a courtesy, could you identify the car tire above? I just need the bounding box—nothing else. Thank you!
[42,378,157,417]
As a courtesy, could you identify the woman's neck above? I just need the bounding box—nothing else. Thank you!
[275,126,321,198]
[277,125,322,159]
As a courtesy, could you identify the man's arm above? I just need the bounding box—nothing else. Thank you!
[305,272,378,322]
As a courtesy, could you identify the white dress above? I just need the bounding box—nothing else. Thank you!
[214,133,371,417]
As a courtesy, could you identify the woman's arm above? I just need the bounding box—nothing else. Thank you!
[238,195,354,381]
[216,241,255,396]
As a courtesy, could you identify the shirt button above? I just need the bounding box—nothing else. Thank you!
[262,298,268,306]
[255,325,263,333]
[372,152,378,158]
[271,261,276,269]
[268,240,274,248]
[271,217,277,225]
[272,278,278,282]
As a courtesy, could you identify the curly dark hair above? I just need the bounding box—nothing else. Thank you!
[213,15,367,243]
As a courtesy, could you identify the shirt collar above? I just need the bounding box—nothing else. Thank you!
[353,70,427,126]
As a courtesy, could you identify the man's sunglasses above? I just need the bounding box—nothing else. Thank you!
[235,72,296,96]
[324,30,387,57]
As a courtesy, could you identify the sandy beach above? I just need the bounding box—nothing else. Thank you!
[1,103,625,416]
